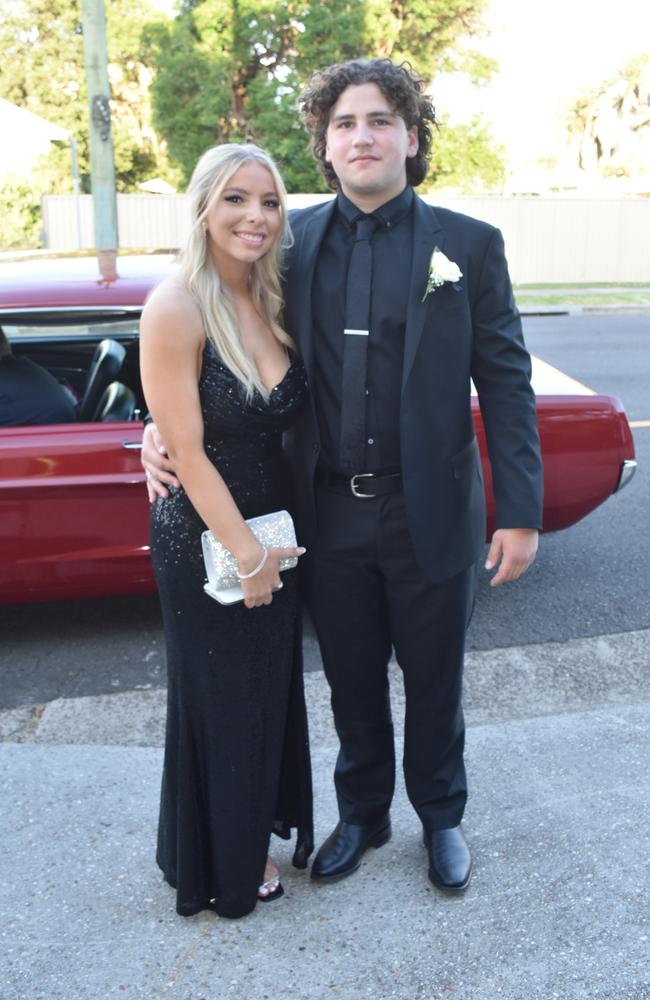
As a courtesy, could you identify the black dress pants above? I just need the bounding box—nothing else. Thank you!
[307,483,477,832]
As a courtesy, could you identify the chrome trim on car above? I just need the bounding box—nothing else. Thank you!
[616,459,637,492]
[122,441,142,450]
[0,306,142,315]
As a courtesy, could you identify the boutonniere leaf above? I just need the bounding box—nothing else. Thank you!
[422,247,463,301]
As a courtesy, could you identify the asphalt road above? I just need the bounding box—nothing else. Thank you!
[469,312,650,651]
[1,313,648,710]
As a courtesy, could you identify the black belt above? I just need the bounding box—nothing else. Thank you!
[316,467,403,498]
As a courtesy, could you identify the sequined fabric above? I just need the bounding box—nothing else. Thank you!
[151,340,313,918]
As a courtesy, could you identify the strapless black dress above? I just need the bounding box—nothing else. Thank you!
[150,340,313,918]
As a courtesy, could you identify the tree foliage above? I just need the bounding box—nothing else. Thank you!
[567,55,650,178]
[0,0,174,194]
[424,115,505,192]
[151,0,501,191]
[0,0,505,251]
[0,174,44,249]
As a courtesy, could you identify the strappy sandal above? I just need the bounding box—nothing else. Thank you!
[258,873,284,902]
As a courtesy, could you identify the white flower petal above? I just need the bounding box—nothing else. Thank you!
[423,249,463,299]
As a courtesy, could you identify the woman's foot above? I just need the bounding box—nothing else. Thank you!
[258,857,284,902]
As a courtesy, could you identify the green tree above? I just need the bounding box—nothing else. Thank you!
[0,0,174,194]
[151,0,502,191]
[424,115,505,192]
[567,55,650,178]
[0,175,44,249]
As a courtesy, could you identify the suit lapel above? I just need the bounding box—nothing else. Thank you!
[288,199,336,381]
[401,196,443,393]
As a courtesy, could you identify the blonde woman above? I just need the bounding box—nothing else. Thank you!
[140,144,312,918]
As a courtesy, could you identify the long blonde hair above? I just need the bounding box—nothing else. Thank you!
[179,143,294,402]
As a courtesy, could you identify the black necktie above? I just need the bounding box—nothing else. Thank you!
[339,215,376,472]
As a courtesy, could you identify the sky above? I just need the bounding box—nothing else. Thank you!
[433,0,650,187]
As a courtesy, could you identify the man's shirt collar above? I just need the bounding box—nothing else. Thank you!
[336,186,414,231]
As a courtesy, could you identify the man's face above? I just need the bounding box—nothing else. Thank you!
[325,82,419,207]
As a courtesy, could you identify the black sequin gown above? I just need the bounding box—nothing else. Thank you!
[150,341,313,919]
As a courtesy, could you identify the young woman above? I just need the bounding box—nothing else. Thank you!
[140,144,312,918]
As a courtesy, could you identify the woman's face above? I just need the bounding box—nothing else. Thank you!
[204,161,282,272]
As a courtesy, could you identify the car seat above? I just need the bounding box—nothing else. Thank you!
[76,339,126,420]
[93,381,137,422]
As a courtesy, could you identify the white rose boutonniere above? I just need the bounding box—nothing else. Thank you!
[422,247,463,301]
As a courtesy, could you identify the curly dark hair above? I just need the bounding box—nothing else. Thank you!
[299,58,437,190]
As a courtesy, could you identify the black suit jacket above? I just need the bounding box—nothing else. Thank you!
[283,193,543,584]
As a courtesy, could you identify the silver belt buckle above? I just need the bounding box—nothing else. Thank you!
[350,473,376,498]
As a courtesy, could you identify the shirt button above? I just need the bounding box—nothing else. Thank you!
[312,443,319,453]
[368,438,374,445]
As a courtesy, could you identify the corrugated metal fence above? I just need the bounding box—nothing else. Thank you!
[42,193,650,283]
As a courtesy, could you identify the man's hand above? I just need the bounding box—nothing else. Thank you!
[141,422,180,503]
[485,528,538,587]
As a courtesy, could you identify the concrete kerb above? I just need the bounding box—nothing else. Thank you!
[519,304,650,316]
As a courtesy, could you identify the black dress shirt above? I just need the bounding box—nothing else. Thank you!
[312,186,414,473]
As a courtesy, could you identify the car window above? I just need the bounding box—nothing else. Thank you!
[0,311,145,420]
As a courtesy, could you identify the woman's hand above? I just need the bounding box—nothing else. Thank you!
[141,422,179,502]
[240,546,306,608]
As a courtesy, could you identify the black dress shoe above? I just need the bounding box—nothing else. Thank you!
[423,825,472,893]
[311,817,391,882]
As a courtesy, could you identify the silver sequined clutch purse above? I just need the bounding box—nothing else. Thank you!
[201,509,298,605]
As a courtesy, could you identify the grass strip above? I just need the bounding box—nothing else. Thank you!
[516,293,650,307]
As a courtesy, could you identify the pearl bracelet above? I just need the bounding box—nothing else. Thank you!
[236,544,269,580]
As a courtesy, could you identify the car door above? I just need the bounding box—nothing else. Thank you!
[0,418,152,604]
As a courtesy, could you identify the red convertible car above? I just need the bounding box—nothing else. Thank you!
[0,254,636,604]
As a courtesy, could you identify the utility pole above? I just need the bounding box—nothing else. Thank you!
[82,0,118,280]
[70,137,83,250]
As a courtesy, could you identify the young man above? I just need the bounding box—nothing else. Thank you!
[142,58,542,894]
